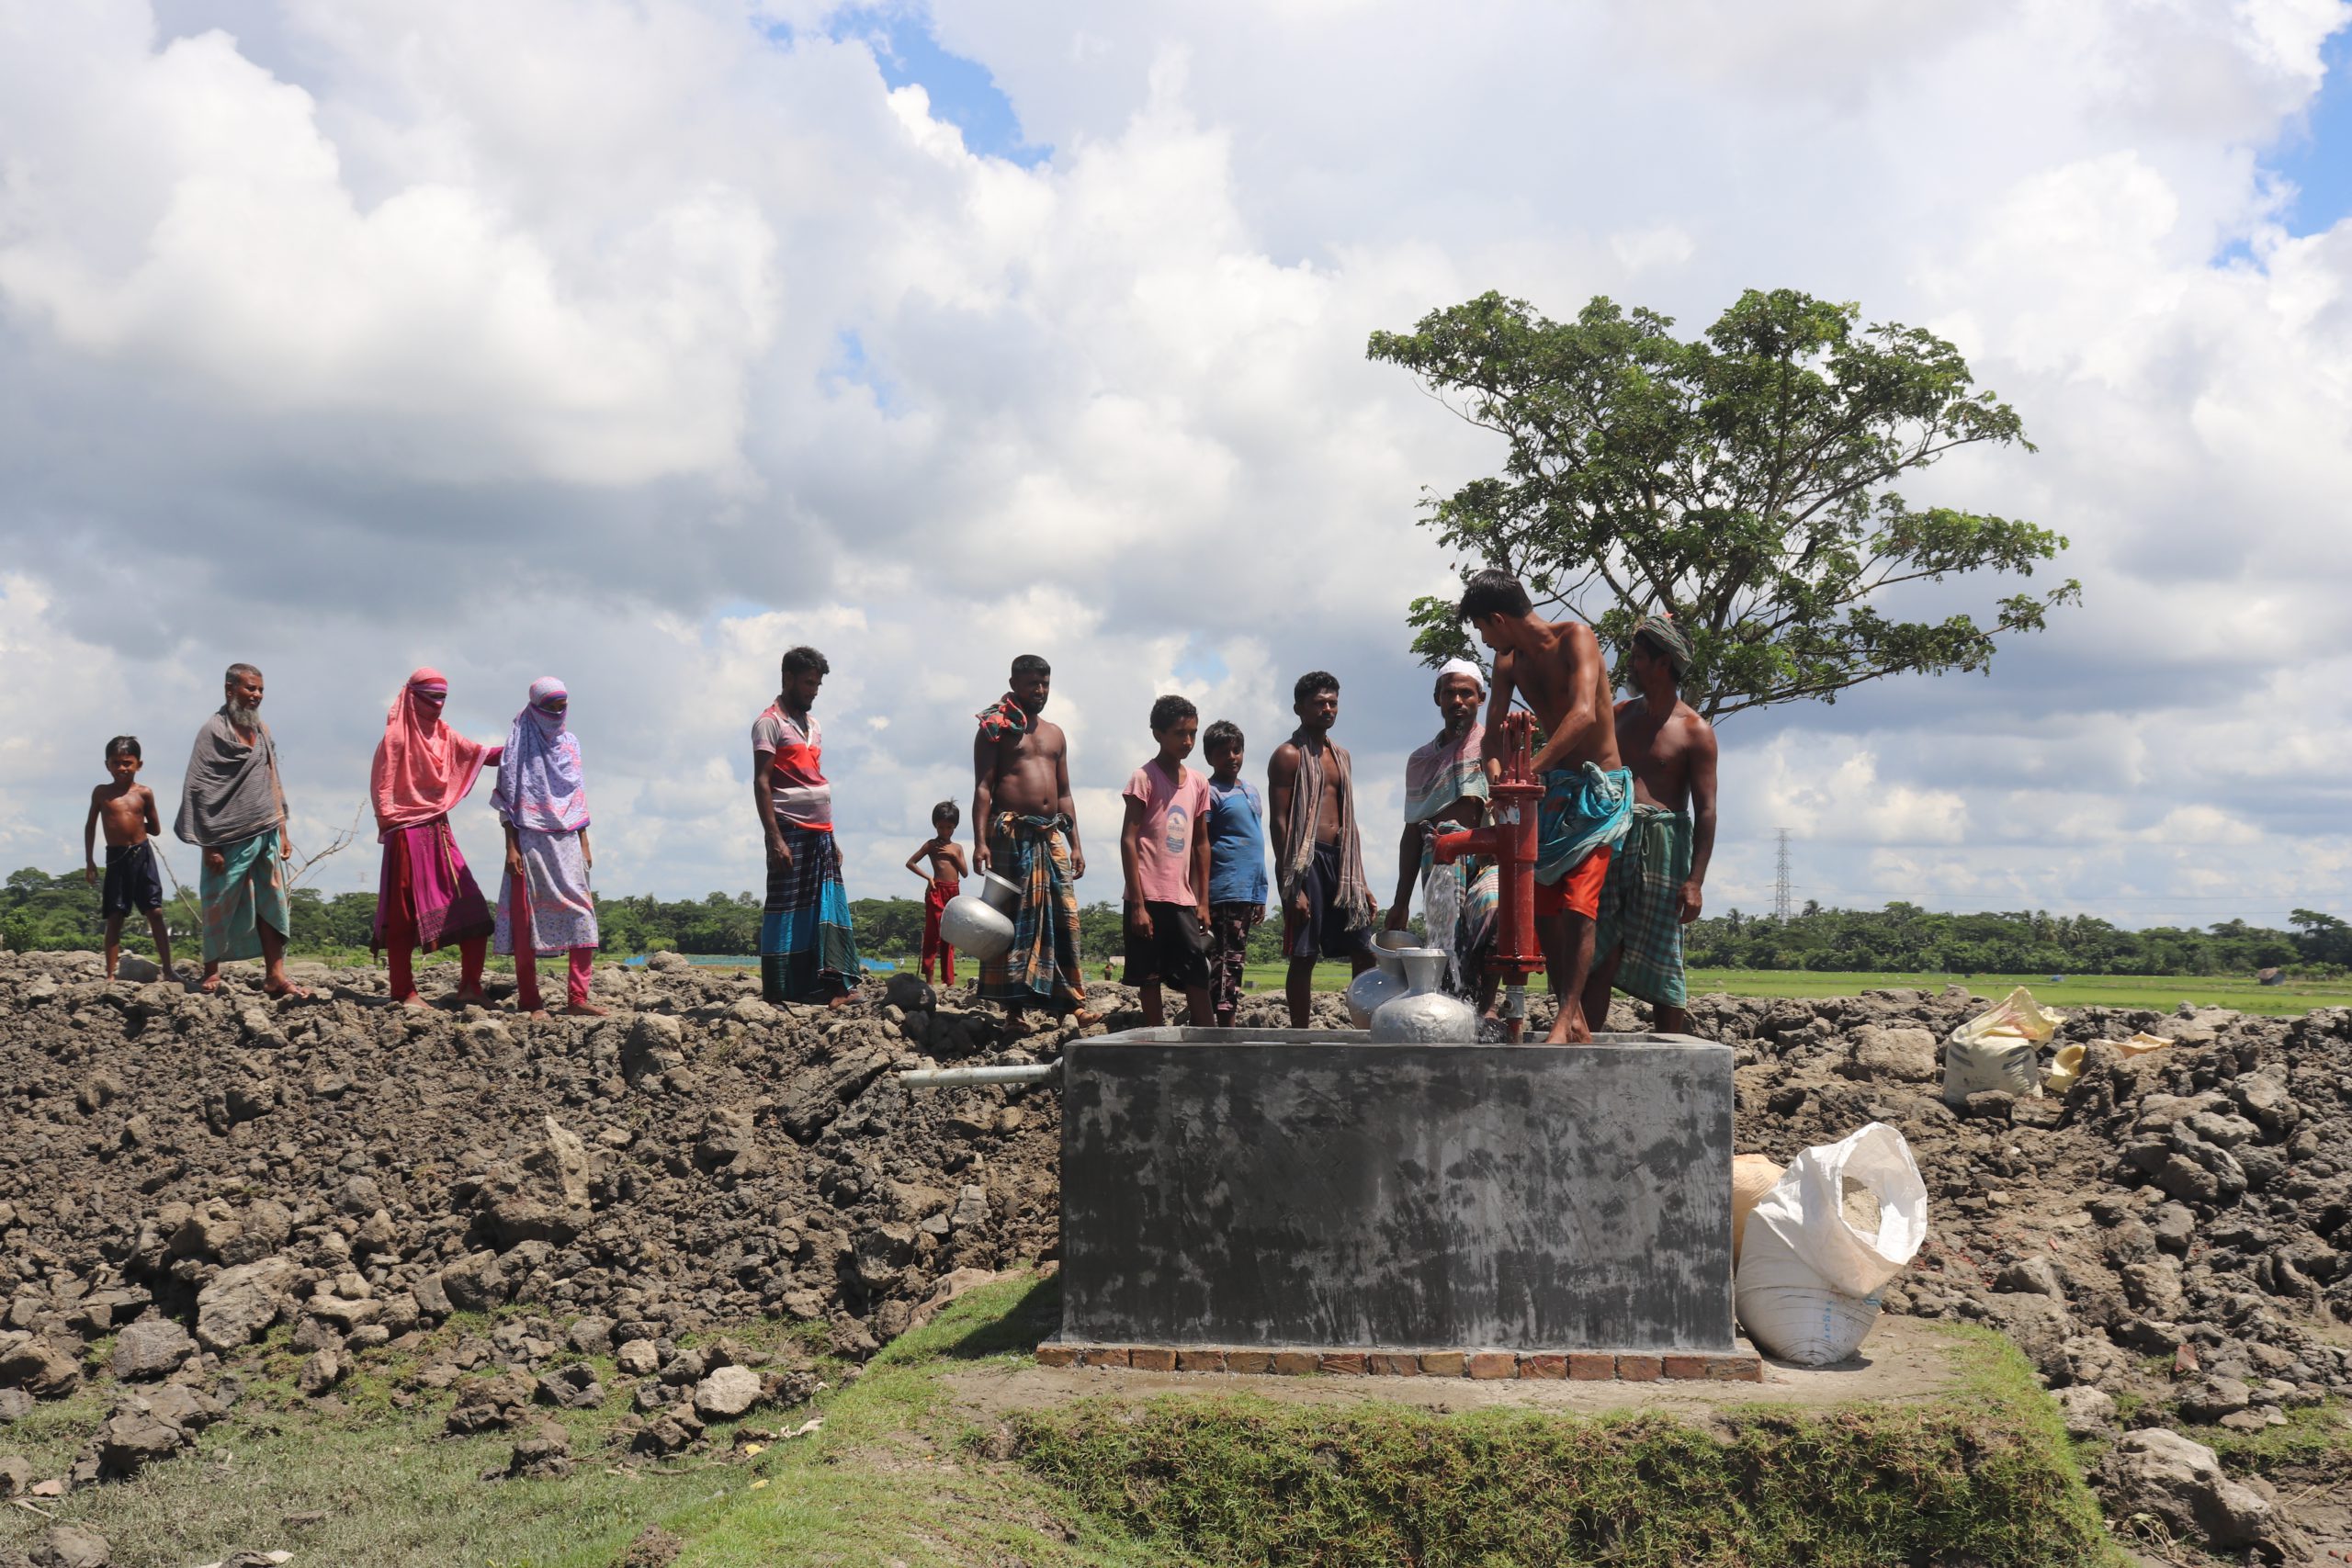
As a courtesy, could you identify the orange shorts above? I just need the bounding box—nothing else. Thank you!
[1533,845,1611,920]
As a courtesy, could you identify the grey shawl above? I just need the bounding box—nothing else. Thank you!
[175,709,284,849]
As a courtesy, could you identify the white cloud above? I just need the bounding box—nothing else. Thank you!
[0,0,2347,939]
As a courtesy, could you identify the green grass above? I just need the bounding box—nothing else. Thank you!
[256,944,2352,1016]
[2186,1399,2352,1478]
[0,1385,721,1567]
[1008,1321,2121,1568]
[1228,963,2352,1016]
[1,1284,2126,1568]
[1682,968,2352,1016]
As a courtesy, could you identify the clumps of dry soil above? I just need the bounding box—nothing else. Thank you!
[2,952,2348,1560]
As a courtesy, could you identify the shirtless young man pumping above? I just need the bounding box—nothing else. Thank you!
[971,655,1100,1031]
[1456,570,1633,1043]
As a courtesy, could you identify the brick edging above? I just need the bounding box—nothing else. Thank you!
[1035,1344,1761,1382]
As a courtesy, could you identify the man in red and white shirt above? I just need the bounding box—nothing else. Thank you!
[751,646,861,1006]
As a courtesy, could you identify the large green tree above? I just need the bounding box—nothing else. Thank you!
[1367,288,2079,718]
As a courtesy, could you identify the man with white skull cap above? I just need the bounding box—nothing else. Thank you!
[1385,657,1500,1010]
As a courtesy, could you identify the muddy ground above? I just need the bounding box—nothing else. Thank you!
[2,949,2348,1564]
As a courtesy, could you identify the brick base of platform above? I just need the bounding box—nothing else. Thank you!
[1035,1344,1763,1382]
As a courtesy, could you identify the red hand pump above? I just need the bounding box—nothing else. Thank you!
[1430,710,1543,1042]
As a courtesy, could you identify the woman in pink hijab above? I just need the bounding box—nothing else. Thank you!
[369,668,503,1006]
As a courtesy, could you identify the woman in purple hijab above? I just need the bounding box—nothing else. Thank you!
[491,677,605,1016]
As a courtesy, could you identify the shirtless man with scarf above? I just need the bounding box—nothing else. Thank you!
[971,654,1099,1031]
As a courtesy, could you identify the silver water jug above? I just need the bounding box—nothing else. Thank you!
[939,870,1023,963]
[1369,948,1478,1043]
[1345,947,1411,1029]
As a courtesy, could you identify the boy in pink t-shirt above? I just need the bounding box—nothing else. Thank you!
[1120,694,1213,1026]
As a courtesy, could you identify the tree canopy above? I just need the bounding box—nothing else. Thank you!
[1367,288,2080,719]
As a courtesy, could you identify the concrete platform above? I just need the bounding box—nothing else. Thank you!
[1057,1030,1735,1355]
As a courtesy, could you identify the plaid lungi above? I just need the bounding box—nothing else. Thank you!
[760,822,860,1004]
[1593,802,1692,1008]
[978,812,1087,1012]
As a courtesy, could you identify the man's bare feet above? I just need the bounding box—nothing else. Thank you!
[160,968,179,985]
[398,995,430,1010]
[1544,1012,1591,1044]
[452,988,489,1008]
[263,980,312,999]
[198,972,224,994]
[825,992,854,1010]
[563,1002,610,1018]
[523,1007,550,1021]
[1070,1009,1103,1030]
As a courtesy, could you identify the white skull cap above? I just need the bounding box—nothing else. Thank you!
[1438,657,1487,694]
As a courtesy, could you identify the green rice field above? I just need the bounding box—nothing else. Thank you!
[1684,968,2352,1016]
[1227,963,2352,1016]
[635,953,2349,1017]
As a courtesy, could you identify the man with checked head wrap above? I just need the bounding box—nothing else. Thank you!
[1580,614,1717,1036]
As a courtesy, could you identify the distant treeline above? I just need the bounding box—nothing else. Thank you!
[1684,902,2351,977]
[9,868,2342,977]
[0,868,1296,966]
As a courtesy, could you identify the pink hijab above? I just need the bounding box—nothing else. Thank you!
[370,667,492,834]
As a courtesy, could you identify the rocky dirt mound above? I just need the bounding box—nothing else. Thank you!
[1679,984,2352,1562]
[2,952,2348,1561]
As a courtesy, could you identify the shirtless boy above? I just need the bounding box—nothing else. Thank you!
[1583,615,1717,1035]
[1456,570,1632,1043]
[905,801,969,985]
[1267,671,1377,1028]
[971,655,1100,1028]
[85,736,175,983]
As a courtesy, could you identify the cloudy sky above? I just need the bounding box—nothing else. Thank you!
[4,0,2348,930]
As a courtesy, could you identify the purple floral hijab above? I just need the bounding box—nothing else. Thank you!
[492,677,589,833]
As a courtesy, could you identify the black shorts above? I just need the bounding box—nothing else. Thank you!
[1283,840,1376,963]
[1123,901,1208,989]
[102,841,164,918]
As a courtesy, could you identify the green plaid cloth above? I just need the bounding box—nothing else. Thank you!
[1593,804,1691,1007]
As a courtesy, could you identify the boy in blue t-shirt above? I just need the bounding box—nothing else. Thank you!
[1200,719,1269,1026]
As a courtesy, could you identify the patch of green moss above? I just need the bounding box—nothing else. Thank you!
[2189,1398,2352,1478]
[1011,1325,2122,1568]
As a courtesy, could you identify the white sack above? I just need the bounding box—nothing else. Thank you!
[1735,1221,1887,1367]
[1746,1122,1928,1298]
[1736,1122,1930,1367]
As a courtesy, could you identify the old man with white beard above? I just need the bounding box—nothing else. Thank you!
[175,662,306,997]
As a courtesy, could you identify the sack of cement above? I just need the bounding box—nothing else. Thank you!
[1731,1154,1783,1267]
[1736,1122,1928,1367]
[1941,986,2062,1106]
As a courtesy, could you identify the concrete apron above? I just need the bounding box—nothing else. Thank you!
[1056,1030,1736,1360]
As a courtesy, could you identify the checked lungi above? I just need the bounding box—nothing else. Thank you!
[978,811,1088,1013]
[1593,802,1693,1008]
[760,822,860,1004]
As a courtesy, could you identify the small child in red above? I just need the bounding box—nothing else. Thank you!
[904,801,969,985]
